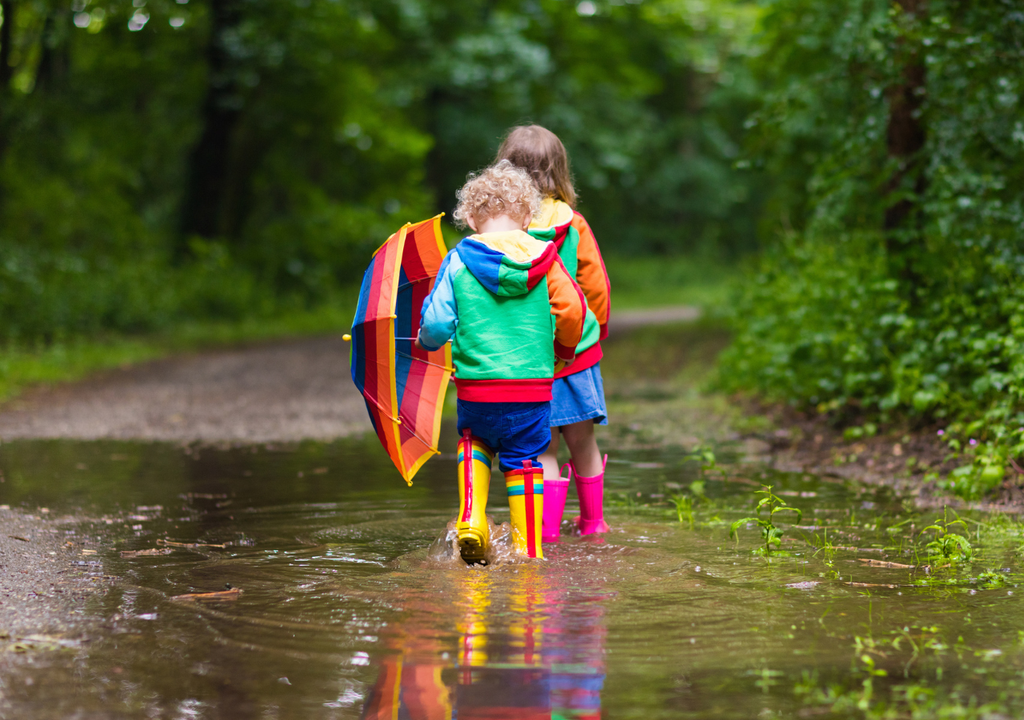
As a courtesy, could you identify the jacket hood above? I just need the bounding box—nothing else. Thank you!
[529,197,574,248]
[531,197,575,231]
[455,230,558,297]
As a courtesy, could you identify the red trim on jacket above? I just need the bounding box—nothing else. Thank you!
[553,340,576,361]
[455,378,553,402]
[554,342,603,380]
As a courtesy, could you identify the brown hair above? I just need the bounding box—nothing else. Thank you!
[452,160,542,230]
[495,125,576,209]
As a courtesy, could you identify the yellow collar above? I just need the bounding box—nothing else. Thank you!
[529,197,574,231]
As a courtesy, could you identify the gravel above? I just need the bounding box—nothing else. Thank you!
[0,336,368,443]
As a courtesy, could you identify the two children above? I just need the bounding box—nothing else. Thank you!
[416,160,585,562]
[418,127,611,563]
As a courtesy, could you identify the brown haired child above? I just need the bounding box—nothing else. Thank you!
[495,125,612,540]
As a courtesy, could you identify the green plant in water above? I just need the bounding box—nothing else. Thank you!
[669,480,708,529]
[750,667,783,693]
[813,528,837,565]
[975,571,1010,589]
[730,484,802,556]
[854,651,888,712]
[812,528,842,579]
[683,446,725,481]
[671,494,695,528]
[922,507,973,564]
[609,491,641,513]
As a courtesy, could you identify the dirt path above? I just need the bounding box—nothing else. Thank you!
[0,307,701,443]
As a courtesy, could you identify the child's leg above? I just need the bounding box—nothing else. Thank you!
[504,460,544,558]
[538,429,561,481]
[561,420,602,477]
[456,429,494,564]
[456,400,501,564]
[563,420,610,535]
[538,428,570,542]
[499,402,552,559]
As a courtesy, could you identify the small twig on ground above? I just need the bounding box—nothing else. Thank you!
[171,588,242,602]
[158,538,227,549]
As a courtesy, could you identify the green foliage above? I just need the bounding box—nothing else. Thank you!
[812,527,838,576]
[795,627,1015,720]
[684,446,724,480]
[670,493,695,528]
[409,0,765,256]
[921,507,973,564]
[0,0,763,347]
[669,479,708,528]
[729,483,802,556]
[719,0,1024,497]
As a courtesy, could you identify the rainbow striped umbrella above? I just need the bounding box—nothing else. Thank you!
[347,215,453,485]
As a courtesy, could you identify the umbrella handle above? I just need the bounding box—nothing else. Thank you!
[342,334,419,342]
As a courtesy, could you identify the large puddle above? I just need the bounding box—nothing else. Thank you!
[3,433,1024,718]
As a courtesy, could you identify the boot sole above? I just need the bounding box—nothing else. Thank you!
[459,536,488,565]
[457,527,488,565]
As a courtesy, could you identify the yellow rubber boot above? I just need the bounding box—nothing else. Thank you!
[456,430,493,564]
[504,460,544,559]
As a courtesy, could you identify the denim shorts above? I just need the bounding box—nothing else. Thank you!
[456,400,552,473]
[550,363,608,428]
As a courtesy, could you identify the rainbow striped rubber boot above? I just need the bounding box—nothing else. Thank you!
[457,430,493,565]
[505,460,544,559]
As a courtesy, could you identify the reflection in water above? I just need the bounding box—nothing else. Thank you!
[362,566,604,720]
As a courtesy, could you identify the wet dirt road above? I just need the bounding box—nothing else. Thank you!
[0,307,700,443]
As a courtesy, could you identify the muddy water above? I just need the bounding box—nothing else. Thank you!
[3,434,1024,719]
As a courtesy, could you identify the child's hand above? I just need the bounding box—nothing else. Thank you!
[414,333,424,351]
[554,356,575,373]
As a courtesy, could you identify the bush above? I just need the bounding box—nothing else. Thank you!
[719,0,1024,498]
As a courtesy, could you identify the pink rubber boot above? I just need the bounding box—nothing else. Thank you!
[541,463,573,542]
[574,455,610,535]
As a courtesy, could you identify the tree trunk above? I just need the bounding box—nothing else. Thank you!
[178,0,244,245]
[884,0,927,259]
[0,0,13,91]
[0,0,16,212]
[35,1,71,94]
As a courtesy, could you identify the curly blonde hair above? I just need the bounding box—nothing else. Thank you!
[452,160,542,229]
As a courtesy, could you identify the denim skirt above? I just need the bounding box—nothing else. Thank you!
[549,363,608,428]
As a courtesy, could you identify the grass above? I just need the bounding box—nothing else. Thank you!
[0,254,738,404]
[605,254,737,312]
[0,300,354,403]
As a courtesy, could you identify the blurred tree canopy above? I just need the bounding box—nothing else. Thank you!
[0,0,761,342]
